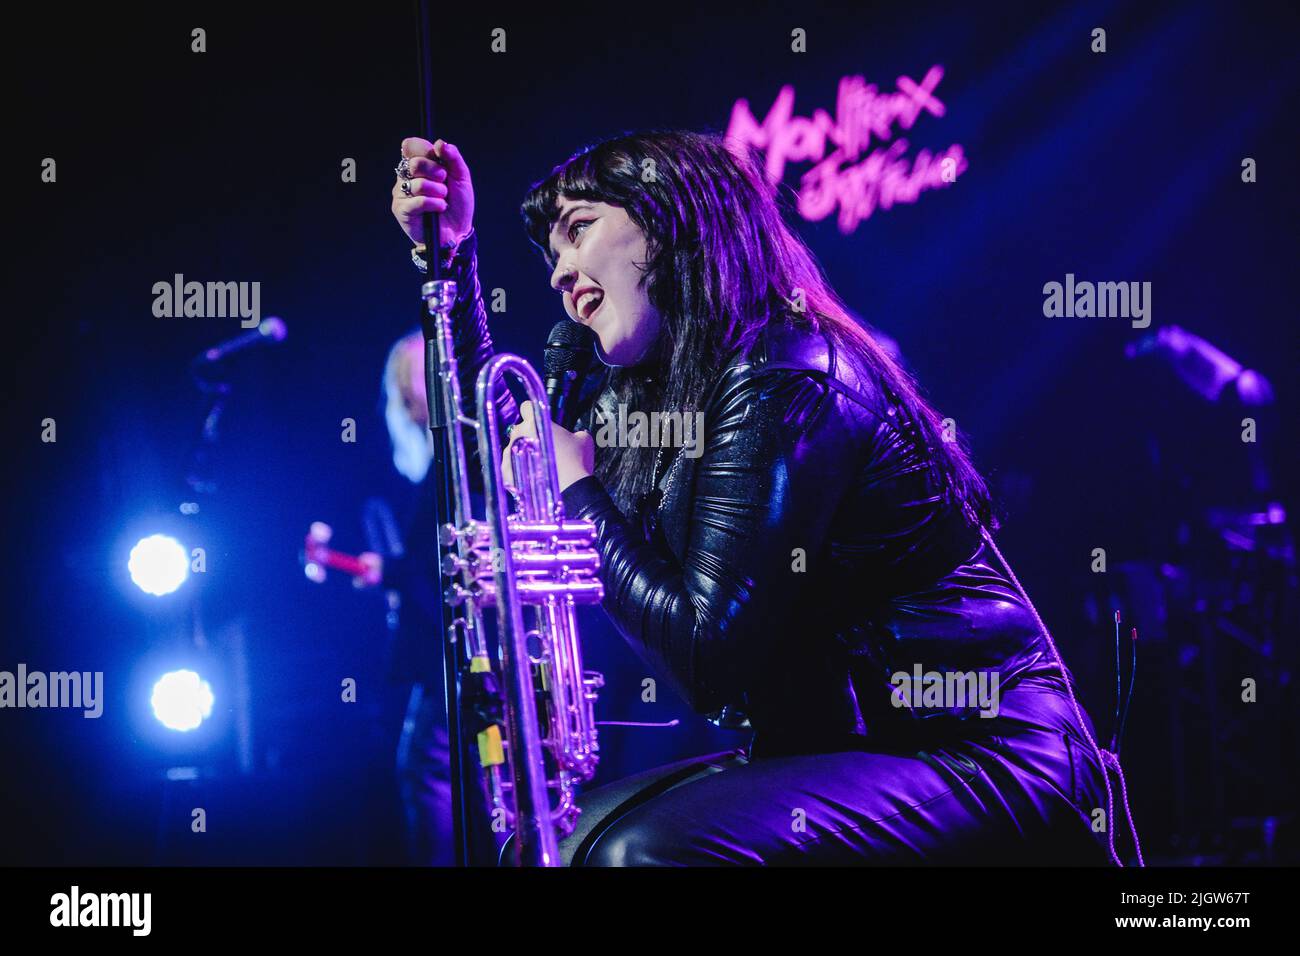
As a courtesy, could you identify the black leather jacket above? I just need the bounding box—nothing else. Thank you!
[446,230,1063,759]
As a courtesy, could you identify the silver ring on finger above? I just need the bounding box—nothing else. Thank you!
[395,157,413,180]
[400,179,414,197]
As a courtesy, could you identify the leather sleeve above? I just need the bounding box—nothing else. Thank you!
[560,365,863,713]
[443,230,520,476]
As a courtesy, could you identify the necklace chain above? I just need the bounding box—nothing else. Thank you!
[652,446,667,485]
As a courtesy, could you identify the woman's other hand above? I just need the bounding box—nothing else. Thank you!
[391,137,475,249]
[503,401,596,493]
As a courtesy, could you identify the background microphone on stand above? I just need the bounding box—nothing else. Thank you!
[186,315,290,455]
[542,320,598,431]
[200,316,288,363]
[1125,324,1274,406]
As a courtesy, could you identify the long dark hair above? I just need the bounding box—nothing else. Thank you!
[521,129,994,530]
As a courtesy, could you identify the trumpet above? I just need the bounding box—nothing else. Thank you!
[422,277,605,867]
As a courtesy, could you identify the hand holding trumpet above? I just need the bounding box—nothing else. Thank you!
[503,401,596,494]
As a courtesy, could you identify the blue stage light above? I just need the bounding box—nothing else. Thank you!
[150,670,214,732]
[128,534,189,596]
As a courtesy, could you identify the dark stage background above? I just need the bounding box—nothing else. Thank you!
[6,1,1297,865]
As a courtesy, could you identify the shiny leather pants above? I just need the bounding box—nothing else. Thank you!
[542,675,1113,866]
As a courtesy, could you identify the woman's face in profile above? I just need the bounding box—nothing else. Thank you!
[549,197,662,367]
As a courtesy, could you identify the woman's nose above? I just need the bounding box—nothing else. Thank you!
[551,259,576,294]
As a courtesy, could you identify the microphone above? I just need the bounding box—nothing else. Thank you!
[1125,324,1274,405]
[201,317,288,363]
[543,321,598,430]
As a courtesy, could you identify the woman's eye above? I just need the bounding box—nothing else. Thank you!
[568,219,592,242]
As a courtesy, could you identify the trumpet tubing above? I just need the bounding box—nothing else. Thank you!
[423,276,604,867]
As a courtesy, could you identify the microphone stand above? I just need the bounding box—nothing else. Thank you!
[414,0,471,868]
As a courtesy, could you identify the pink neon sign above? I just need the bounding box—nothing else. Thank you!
[726,66,967,233]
